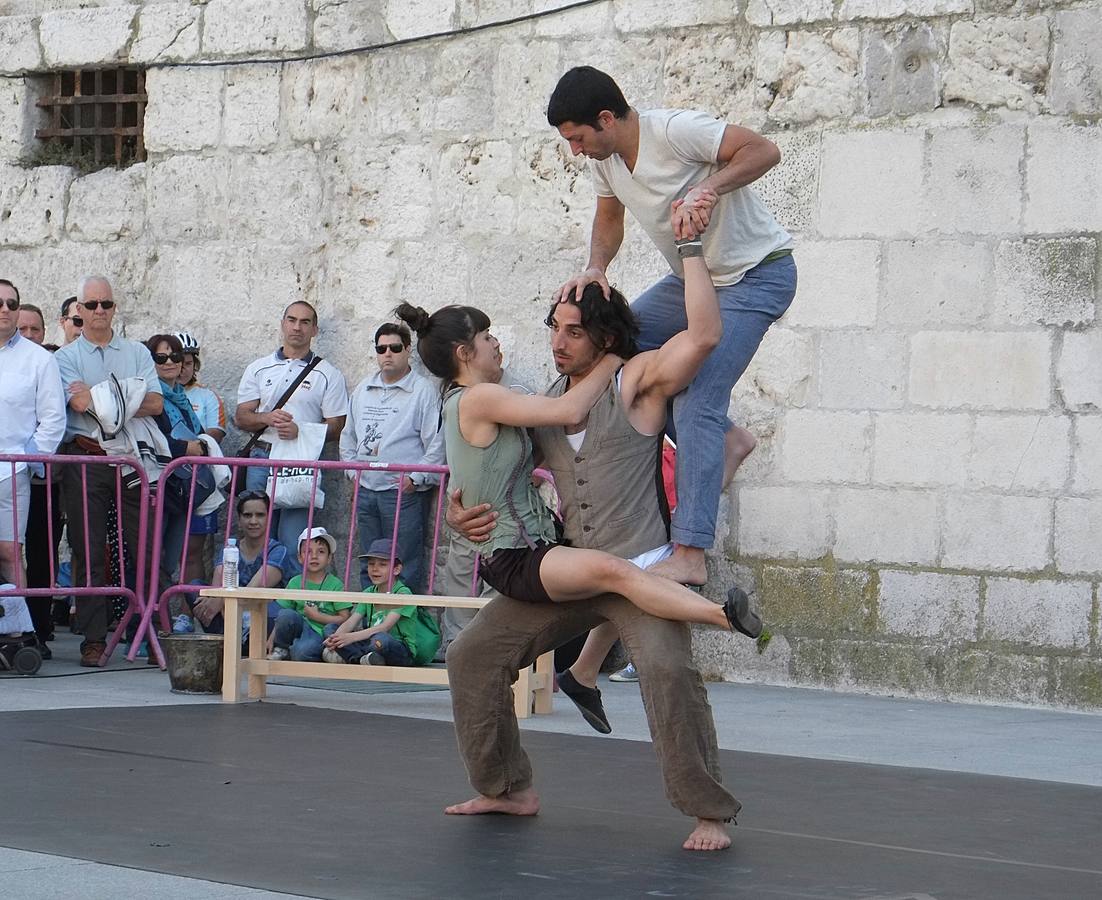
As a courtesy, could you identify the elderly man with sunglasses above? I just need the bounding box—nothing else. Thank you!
[339,322,444,593]
[54,276,164,666]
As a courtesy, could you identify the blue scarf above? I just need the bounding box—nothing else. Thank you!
[160,379,203,434]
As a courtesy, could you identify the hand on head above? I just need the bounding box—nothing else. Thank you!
[553,267,611,306]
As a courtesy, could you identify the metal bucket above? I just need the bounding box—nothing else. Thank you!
[158,633,224,694]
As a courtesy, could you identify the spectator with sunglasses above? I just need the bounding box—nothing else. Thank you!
[58,296,82,345]
[339,322,444,593]
[54,276,166,666]
[146,333,208,589]
[173,331,226,590]
[0,279,66,653]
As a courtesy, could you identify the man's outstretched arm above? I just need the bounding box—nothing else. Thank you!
[627,205,721,405]
[680,125,782,233]
[554,195,626,304]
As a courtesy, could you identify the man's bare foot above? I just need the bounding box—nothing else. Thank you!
[683,818,731,851]
[445,787,540,816]
[647,545,708,586]
[723,426,757,489]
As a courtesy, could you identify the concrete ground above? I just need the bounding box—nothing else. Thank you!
[3,631,1101,898]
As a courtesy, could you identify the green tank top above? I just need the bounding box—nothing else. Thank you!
[442,386,557,556]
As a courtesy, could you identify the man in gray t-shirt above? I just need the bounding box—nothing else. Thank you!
[548,66,798,588]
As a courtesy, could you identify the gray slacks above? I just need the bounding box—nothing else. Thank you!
[446,592,741,822]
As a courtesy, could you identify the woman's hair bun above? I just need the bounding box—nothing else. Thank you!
[394,302,431,335]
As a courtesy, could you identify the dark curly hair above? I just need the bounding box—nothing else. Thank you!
[545,283,639,358]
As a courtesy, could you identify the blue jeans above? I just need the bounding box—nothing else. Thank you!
[246,448,310,576]
[356,488,427,592]
[632,255,797,548]
[271,608,325,661]
[323,622,413,665]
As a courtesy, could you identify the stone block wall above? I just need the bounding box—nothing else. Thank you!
[0,0,1098,707]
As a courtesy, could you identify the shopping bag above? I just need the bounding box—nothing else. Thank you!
[266,422,327,510]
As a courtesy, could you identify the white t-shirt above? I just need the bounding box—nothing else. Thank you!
[236,350,348,442]
[589,108,792,286]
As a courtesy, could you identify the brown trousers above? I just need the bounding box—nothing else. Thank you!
[446,592,741,822]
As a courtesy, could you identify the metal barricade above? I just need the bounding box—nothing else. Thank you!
[0,452,152,667]
[135,456,451,662]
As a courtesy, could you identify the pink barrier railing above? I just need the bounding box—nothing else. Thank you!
[1,453,151,667]
[133,456,452,664]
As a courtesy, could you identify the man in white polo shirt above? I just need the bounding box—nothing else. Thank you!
[235,301,347,566]
[548,66,798,589]
[0,279,67,647]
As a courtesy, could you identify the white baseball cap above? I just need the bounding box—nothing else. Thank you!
[297,526,336,555]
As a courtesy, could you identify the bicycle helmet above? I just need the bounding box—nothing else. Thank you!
[174,331,200,354]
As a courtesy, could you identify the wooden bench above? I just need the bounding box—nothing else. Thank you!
[198,587,554,718]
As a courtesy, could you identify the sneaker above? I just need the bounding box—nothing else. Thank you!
[171,614,195,634]
[359,651,385,666]
[268,647,290,661]
[724,586,763,639]
[321,647,344,664]
[609,662,638,683]
[557,669,612,734]
[79,642,106,667]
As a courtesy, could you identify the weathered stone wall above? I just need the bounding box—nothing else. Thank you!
[0,0,1099,707]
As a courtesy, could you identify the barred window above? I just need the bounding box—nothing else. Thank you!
[35,67,146,169]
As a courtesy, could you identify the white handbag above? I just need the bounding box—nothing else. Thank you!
[266,422,328,510]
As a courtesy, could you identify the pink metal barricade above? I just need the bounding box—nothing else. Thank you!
[134,456,452,663]
[0,452,152,667]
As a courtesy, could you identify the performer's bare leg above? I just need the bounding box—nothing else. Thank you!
[684,818,732,852]
[445,786,540,816]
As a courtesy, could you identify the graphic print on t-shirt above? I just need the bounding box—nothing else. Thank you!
[358,400,400,458]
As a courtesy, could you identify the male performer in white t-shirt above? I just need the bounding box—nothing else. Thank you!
[549,67,798,587]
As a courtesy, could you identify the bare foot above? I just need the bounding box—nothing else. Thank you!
[646,545,708,586]
[723,426,757,489]
[445,786,540,816]
[683,818,731,851]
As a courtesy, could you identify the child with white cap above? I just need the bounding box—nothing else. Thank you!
[268,526,354,662]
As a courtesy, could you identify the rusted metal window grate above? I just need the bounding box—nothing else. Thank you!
[35,67,147,167]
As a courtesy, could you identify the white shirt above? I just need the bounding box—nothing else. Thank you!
[236,349,348,443]
[339,368,444,491]
[589,108,792,286]
[0,332,67,478]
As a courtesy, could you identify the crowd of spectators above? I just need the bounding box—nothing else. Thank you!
[0,274,451,669]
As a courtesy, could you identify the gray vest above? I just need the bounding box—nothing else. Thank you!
[535,374,670,559]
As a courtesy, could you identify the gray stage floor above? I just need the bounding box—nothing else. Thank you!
[3,702,1101,900]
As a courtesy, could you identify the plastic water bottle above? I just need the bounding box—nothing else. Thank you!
[222,538,240,590]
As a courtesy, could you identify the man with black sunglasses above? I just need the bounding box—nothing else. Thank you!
[59,296,82,345]
[0,279,66,645]
[54,276,164,666]
[339,322,443,592]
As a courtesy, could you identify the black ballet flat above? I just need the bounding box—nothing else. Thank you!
[557,669,612,735]
[724,587,763,639]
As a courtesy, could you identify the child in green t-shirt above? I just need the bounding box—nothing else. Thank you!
[321,539,440,666]
[268,527,353,662]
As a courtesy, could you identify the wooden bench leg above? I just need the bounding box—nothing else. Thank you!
[247,599,267,700]
[532,651,554,715]
[222,596,242,702]
[514,661,532,719]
